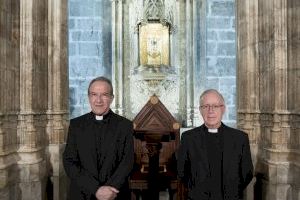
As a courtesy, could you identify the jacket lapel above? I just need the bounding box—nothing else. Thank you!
[98,112,118,165]
[222,125,234,176]
[198,125,209,172]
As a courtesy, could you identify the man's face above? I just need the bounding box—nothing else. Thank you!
[88,81,114,116]
[199,92,225,129]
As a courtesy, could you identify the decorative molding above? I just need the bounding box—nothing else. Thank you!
[134,0,176,32]
[133,94,180,132]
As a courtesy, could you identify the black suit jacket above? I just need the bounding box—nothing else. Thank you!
[177,123,253,200]
[63,110,134,200]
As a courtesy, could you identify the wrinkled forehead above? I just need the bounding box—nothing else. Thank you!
[200,91,224,105]
[89,80,112,92]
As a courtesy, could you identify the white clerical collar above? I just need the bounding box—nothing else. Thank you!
[95,115,103,121]
[208,128,218,133]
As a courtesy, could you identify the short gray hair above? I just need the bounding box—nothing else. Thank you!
[199,89,225,105]
[88,76,114,96]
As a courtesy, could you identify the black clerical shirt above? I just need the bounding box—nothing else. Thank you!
[94,121,104,174]
[205,127,224,200]
[92,111,112,181]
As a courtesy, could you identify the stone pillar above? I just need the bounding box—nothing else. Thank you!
[176,0,187,126]
[194,0,206,127]
[0,0,68,199]
[111,0,124,116]
[0,0,20,198]
[47,0,68,199]
[17,0,48,199]
[236,1,260,198]
[236,0,300,199]
[185,0,194,127]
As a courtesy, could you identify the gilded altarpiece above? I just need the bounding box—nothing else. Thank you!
[111,0,203,127]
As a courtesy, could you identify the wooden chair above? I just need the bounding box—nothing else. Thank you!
[129,95,184,200]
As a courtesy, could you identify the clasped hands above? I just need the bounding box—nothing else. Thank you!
[95,186,119,200]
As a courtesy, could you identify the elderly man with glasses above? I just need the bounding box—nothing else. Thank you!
[177,89,253,200]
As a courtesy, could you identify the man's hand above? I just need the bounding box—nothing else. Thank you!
[95,186,119,200]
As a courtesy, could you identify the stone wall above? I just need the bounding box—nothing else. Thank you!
[206,0,236,126]
[68,0,112,118]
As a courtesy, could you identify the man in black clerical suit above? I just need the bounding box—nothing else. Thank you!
[177,89,253,200]
[63,76,134,200]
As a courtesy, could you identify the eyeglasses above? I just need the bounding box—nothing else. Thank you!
[89,92,112,100]
[200,104,224,111]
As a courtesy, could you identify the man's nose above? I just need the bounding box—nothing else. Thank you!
[95,95,103,102]
[207,106,214,111]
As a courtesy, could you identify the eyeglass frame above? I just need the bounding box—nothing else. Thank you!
[200,104,224,111]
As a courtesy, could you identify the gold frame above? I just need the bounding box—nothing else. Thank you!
[139,23,169,66]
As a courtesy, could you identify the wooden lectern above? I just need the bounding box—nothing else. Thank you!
[129,95,184,200]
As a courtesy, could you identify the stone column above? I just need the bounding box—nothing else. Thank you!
[193,0,206,127]
[111,0,124,115]
[0,0,68,199]
[236,0,262,198]
[0,0,20,196]
[236,0,260,186]
[18,0,48,199]
[47,0,68,199]
[177,0,187,126]
[185,0,194,127]
[236,0,300,199]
